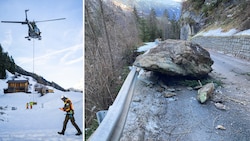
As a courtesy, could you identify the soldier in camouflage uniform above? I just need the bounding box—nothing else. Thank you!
[58,95,82,136]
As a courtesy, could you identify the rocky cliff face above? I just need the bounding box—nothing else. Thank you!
[180,0,250,40]
[180,11,204,40]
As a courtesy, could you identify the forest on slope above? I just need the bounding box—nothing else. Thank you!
[0,44,65,91]
[0,44,16,79]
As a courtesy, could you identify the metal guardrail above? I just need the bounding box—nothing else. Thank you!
[88,66,138,141]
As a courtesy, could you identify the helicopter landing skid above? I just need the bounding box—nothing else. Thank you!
[25,36,31,41]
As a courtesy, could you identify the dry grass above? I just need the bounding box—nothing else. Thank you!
[212,1,250,31]
[191,0,250,33]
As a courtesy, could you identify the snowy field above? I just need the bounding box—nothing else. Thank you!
[0,71,83,141]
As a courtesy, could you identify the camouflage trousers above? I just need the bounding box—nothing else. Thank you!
[61,114,82,133]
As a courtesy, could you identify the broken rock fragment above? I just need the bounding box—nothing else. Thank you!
[214,102,227,110]
[216,125,226,130]
[197,83,214,104]
[164,92,177,98]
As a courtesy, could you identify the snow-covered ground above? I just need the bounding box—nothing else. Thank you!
[137,42,158,53]
[0,71,83,141]
[195,28,250,37]
[235,29,250,35]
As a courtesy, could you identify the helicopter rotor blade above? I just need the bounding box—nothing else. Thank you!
[1,21,28,24]
[35,18,66,23]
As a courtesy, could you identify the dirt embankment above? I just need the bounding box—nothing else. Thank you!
[120,50,250,141]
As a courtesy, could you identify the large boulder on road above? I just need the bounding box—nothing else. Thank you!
[134,39,213,78]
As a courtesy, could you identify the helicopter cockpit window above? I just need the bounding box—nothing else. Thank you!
[34,27,40,35]
[32,23,40,35]
[31,22,36,29]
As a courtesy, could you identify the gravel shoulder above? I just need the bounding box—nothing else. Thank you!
[120,50,250,141]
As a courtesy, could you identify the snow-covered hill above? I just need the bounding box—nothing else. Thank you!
[0,71,83,141]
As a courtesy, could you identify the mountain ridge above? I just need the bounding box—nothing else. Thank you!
[15,65,66,91]
[0,42,67,91]
[111,0,182,19]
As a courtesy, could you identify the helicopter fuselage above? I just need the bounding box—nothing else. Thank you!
[26,22,41,40]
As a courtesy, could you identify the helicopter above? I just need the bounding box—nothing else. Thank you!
[1,9,65,41]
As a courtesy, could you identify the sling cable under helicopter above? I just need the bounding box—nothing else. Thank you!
[1,10,65,105]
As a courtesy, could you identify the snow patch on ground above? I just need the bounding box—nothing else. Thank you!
[196,28,237,36]
[137,42,158,53]
[195,28,250,37]
[235,29,250,35]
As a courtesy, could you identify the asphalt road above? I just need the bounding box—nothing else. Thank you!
[120,50,250,141]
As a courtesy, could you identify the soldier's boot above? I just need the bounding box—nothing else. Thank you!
[57,131,64,135]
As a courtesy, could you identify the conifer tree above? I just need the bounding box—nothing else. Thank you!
[139,18,150,42]
[0,44,5,79]
[147,8,158,41]
[0,44,16,79]
[170,13,180,39]
[133,6,140,24]
[133,7,150,42]
[9,56,16,74]
[161,9,171,40]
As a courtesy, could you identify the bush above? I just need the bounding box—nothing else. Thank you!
[191,0,205,11]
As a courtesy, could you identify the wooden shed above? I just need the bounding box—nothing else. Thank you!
[4,80,29,93]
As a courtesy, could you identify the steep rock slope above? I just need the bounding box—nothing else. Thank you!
[180,0,250,40]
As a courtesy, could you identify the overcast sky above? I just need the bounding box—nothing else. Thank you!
[0,0,83,89]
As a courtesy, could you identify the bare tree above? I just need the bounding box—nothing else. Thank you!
[85,0,141,127]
